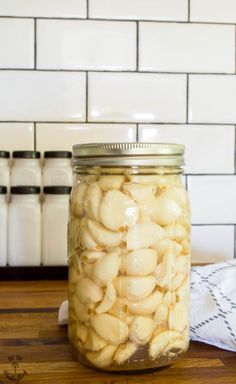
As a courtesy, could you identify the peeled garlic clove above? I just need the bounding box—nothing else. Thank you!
[71,182,87,217]
[109,297,128,319]
[99,175,125,191]
[100,190,138,231]
[68,217,81,253]
[168,302,188,332]
[115,275,156,301]
[152,239,182,258]
[123,183,155,203]
[166,273,186,291]
[152,323,169,337]
[164,337,188,353]
[113,342,137,365]
[86,345,117,368]
[127,222,164,250]
[164,186,189,207]
[129,316,154,345]
[80,250,107,263]
[82,262,94,279]
[84,329,107,351]
[121,249,158,276]
[157,251,176,288]
[96,282,117,314]
[165,224,187,242]
[81,228,100,251]
[126,315,135,325]
[76,324,88,343]
[93,252,120,287]
[181,239,191,254]
[90,314,129,345]
[72,295,93,321]
[75,277,103,304]
[88,220,123,248]
[69,265,81,284]
[154,303,168,324]
[84,182,102,222]
[176,277,189,302]
[162,291,176,306]
[176,255,189,274]
[152,193,182,226]
[138,196,158,221]
[128,290,163,315]
[149,330,180,359]
[80,219,101,251]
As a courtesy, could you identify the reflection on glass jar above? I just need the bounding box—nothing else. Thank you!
[68,143,191,372]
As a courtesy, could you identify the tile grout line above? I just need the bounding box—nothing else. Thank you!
[1,15,236,26]
[185,175,188,191]
[186,74,189,123]
[235,25,236,75]
[1,121,236,126]
[136,124,139,141]
[188,0,191,22]
[34,18,37,69]
[87,0,89,19]
[234,225,236,259]
[136,21,139,71]
[0,68,235,75]
[234,125,236,174]
[192,224,236,226]
[86,72,88,122]
[33,122,37,150]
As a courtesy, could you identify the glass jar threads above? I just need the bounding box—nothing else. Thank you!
[68,143,190,372]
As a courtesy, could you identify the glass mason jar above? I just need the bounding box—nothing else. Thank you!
[68,143,191,372]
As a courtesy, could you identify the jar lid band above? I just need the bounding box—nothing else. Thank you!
[13,151,41,159]
[72,142,185,167]
[0,151,10,159]
[44,151,72,159]
[11,186,40,194]
[0,186,7,194]
[43,186,72,195]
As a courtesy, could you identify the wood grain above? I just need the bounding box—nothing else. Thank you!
[0,281,235,384]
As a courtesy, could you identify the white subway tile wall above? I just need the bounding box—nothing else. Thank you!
[0,71,86,121]
[0,0,236,264]
[0,0,87,18]
[139,125,235,174]
[88,73,187,122]
[0,19,34,68]
[37,20,136,70]
[36,124,136,151]
[190,0,236,23]
[89,0,188,21]
[191,226,235,263]
[139,23,235,73]
[188,176,236,224]
[189,75,236,124]
[0,123,34,151]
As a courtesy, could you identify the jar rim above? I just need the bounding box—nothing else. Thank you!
[72,142,185,167]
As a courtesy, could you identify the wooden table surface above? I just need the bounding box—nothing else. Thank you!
[0,281,235,384]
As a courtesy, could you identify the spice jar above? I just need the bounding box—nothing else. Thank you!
[0,186,7,266]
[11,151,41,187]
[8,186,41,266]
[43,151,72,187]
[68,143,190,372]
[0,151,10,195]
[42,186,71,266]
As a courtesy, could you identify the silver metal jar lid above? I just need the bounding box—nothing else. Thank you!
[72,142,185,167]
